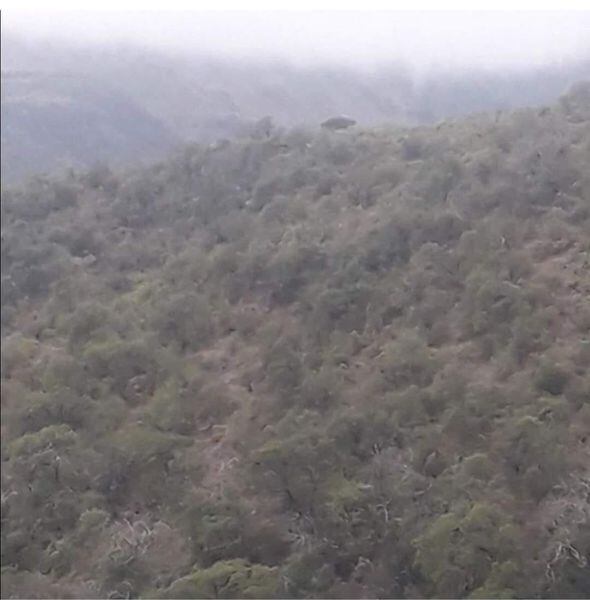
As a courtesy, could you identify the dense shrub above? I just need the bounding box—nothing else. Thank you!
[1,89,589,597]
[534,360,570,395]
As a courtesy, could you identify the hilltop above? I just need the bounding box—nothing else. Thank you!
[1,83,590,599]
[2,33,590,183]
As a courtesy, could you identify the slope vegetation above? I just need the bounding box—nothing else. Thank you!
[1,83,589,599]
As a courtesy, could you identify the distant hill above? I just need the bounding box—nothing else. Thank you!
[2,34,589,182]
[1,69,178,184]
[2,83,589,599]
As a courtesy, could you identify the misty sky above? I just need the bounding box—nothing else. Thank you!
[3,10,590,71]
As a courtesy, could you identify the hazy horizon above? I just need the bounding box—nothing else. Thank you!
[3,10,590,73]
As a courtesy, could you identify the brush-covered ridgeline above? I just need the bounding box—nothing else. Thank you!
[1,83,589,599]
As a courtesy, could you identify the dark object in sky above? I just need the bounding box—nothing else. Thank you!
[321,116,357,130]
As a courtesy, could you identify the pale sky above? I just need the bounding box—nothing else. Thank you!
[3,9,590,70]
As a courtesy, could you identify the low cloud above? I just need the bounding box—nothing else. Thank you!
[3,10,590,71]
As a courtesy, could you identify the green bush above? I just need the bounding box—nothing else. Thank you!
[82,337,161,396]
[503,416,567,499]
[67,302,110,349]
[413,504,521,597]
[535,361,570,395]
[152,292,214,352]
[263,336,304,399]
[162,559,280,599]
[378,333,439,389]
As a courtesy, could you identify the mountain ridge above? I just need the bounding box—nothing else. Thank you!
[2,33,589,183]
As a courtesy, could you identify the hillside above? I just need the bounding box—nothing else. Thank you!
[2,33,590,183]
[0,69,178,184]
[1,83,590,599]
